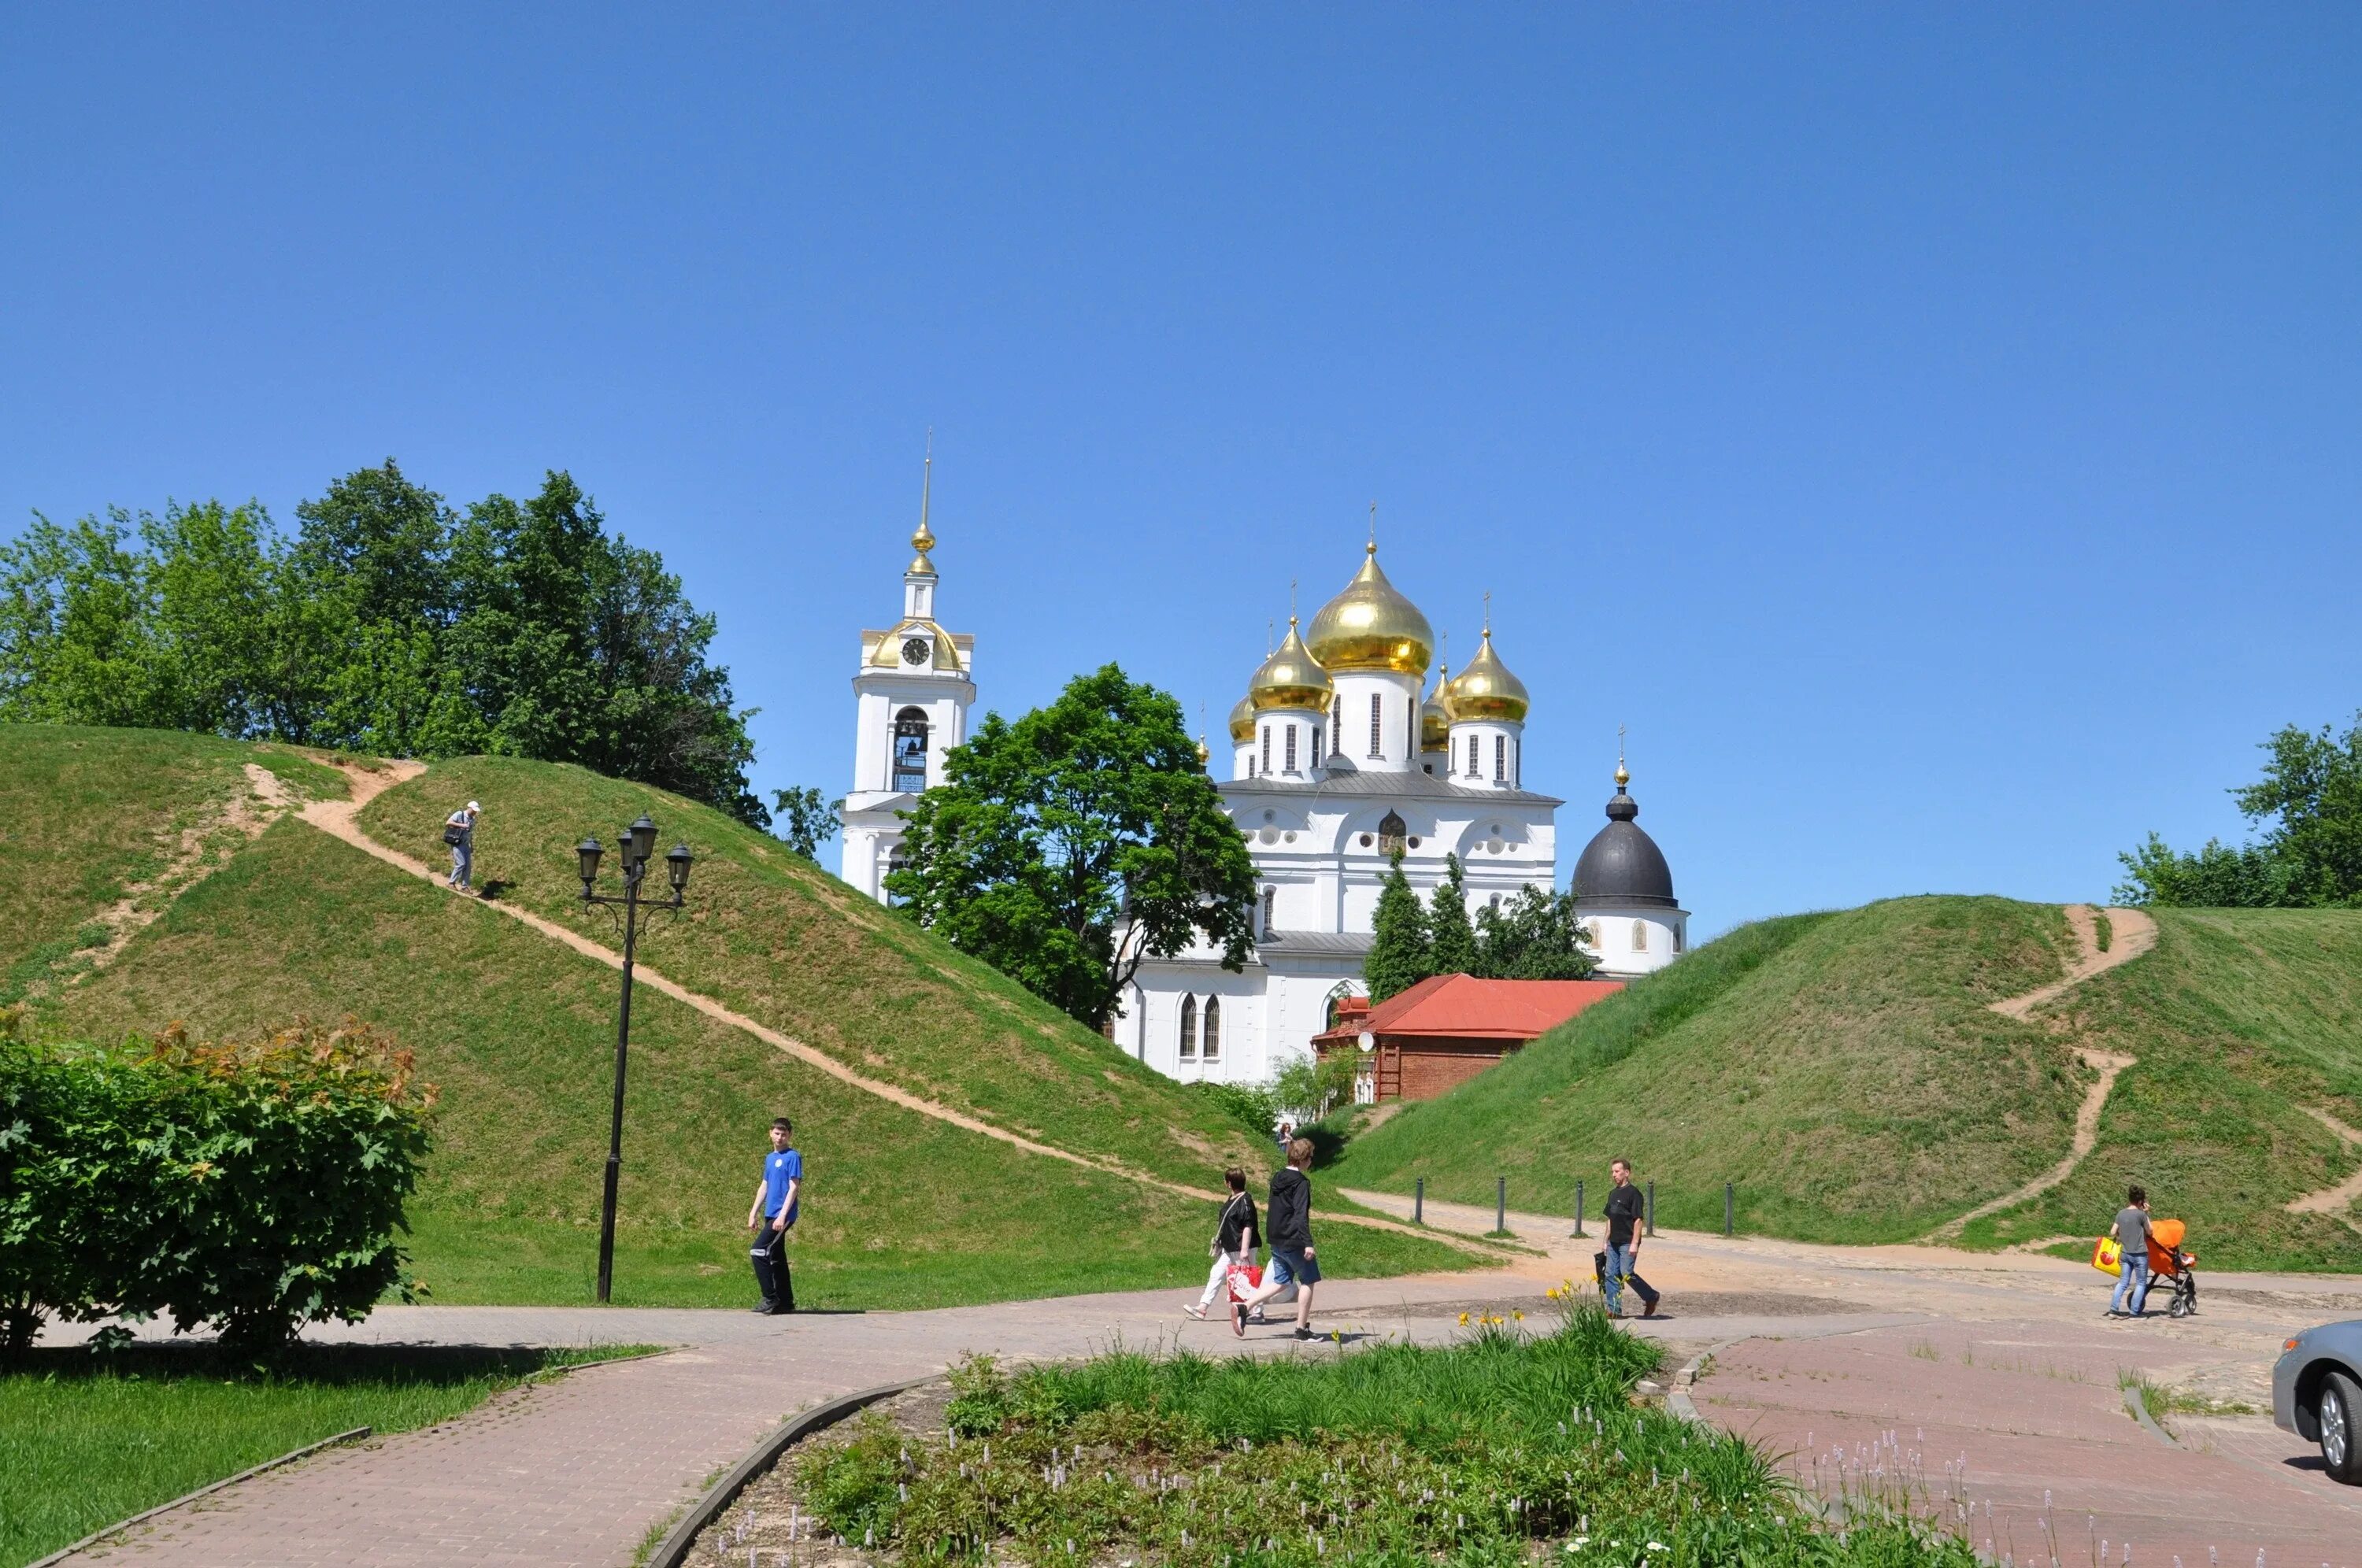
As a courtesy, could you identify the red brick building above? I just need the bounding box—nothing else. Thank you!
[1312,974,1624,1103]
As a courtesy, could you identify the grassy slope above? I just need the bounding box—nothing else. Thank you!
[19,732,1464,1305]
[1,1344,629,1568]
[1327,897,2087,1244]
[1969,907,2362,1270]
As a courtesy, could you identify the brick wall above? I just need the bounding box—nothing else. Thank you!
[1392,1037,1516,1101]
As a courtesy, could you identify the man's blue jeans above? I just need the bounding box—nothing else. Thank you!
[450,841,472,888]
[2110,1255,2150,1315]
[1603,1243,1657,1315]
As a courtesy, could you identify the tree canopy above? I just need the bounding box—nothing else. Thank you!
[0,460,765,824]
[1365,858,1598,1002]
[1364,858,1434,1003]
[2116,712,2362,908]
[886,664,1258,1031]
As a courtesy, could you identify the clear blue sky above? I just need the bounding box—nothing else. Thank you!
[5,6,2356,937]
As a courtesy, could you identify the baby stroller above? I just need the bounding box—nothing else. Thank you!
[2146,1219,2198,1318]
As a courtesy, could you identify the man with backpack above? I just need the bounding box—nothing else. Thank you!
[746,1117,801,1315]
[443,801,481,892]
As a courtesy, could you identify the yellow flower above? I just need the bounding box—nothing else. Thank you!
[1514,1311,1525,1321]
[1457,1311,1470,1326]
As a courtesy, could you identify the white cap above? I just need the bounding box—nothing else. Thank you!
[467,801,481,812]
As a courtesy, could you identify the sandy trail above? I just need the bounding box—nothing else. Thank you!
[294,758,1494,1256]
[2286,1106,2362,1231]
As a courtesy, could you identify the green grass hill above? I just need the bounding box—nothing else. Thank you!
[1327,895,2362,1272]
[4,725,1466,1309]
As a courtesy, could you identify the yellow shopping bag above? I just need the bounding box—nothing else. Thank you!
[2090,1235,2122,1278]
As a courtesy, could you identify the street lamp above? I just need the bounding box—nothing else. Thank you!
[578,815,694,1304]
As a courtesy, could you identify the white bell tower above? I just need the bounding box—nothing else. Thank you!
[839,446,976,901]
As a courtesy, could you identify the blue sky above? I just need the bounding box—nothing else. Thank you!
[4,6,2356,936]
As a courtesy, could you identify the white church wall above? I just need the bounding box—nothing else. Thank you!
[1326,671,1423,772]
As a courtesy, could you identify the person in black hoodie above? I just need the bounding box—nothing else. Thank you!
[1237,1138,1320,1340]
[1185,1167,1260,1320]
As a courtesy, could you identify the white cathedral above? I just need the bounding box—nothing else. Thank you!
[839,473,1689,1086]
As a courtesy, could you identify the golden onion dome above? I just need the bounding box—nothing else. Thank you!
[1446,628,1530,723]
[1227,694,1257,743]
[1247,618,1334,712]
[1194,735,1212,768]
[1420,660,1453,751]
[1305,542,1434,676]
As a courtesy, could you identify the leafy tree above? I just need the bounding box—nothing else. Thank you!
[1364,856,1433,1003]
[2116,712,2362,908]
[1473,886,1599,981]
[887,665,1257,1031]
[1427,853,1479,977]
[772,786,841,860]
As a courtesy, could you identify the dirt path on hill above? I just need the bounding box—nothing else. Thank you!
[2286,1106,2362,1233]
[293,759,1497,1257]
[1920,904,2157,1242]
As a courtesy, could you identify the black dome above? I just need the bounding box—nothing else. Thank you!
[1572,783,1676,908]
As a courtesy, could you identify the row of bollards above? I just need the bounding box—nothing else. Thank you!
[1390,1177,1738,1238]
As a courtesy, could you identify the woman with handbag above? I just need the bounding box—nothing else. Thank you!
[1184,1167,1258,1320]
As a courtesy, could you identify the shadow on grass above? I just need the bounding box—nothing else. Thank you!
[6,1340,603,1388]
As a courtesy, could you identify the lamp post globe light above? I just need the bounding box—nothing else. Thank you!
[577,813,694,1304]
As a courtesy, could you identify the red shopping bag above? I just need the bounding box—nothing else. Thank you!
[1226,1263,1263,1302]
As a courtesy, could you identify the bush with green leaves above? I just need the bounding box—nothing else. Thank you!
[0,1015,433,1353]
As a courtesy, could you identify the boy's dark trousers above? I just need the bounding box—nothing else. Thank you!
[750,1221,794,1311]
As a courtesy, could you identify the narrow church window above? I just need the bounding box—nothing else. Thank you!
[1466,735,1480,777]
[892,708,930,793]
[1262,886,1276,937]
[1377,811,1407,856]
[1261,724,1272,775]
[1494,734,1505,782]
[1368,694,1383,758]
[1631,919,1648,952]
[1673,925,1684,954]
[1312,723,1323,761]
[1284,724,1298,773]
[1201,996,1221,1062]
[1179,995,1198,1060]
[1331,697,1342,756]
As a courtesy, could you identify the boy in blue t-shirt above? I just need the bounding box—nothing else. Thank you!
[746,1117,802,1314]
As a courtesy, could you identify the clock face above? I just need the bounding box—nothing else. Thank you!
[901,637,930,667]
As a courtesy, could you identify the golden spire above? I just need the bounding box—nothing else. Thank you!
[1616,723,1630,788]
[1195,704,1211,767]
[1368,500,1377,555]
[907,428,937,574]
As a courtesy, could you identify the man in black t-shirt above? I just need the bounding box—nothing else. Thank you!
[1236,1138,1322,1341]
[1601,1158,1660,1318]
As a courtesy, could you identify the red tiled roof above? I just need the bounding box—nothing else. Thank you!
[1312,972,1623,1044]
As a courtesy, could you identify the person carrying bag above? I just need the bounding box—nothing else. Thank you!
[1184,1167,1258,1321]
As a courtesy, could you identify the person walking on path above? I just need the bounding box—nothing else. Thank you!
[2108,1184,2153,1318]
[1185,1167,1260,1320]
[443,801,481,892]
[746,1117,802,1315]
[1601,1158,1660,1318]
[1237,1138,1321,1341]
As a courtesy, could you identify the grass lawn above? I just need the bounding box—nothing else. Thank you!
[749,1307,1974,1565]
[0,1341,642,1568]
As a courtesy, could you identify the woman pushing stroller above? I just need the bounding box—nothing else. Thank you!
[2104,1184,2198,1319]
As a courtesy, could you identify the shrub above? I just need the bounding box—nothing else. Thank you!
[0,1015,434,1353]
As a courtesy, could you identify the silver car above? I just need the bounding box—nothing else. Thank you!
[2274,1318,2362,1485]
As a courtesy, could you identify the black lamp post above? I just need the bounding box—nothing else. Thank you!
[578,812,694,1304]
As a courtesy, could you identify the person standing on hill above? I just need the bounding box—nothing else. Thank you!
[746,1117,802,1315]
[1185,1167,1259,1320]
[1237,1138,1321,1341]
[1602,1158,1660,1318]
[2108,1184,2153,1318]
[443,801,481,892]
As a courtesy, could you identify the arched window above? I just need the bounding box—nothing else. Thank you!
[892,708,930,793]
[1201,996,1221,1062]
[1179,994,1198,1060]
[1631,919,1649,952]
[1377,810,1407,856]
[1261,886,1276,937]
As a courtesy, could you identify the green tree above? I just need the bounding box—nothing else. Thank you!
[1473,886,1599,981]
[1427,853,1478,977]
[1364,855,1433,1003]
[887,664,1257,1030]
[2116,712,2362,908]
[772,786,841,860]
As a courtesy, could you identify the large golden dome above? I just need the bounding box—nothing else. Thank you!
[1247,619,1334,712]
[1227,693,1257,743]
[1420,660,1453,750]
[1446,628,1529,723]
[1305,543,1434,677]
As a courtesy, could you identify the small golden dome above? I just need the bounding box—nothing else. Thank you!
[1447,628,1529,723]
[1194,735,1212,768]
[1305,543,1434,676]
[1615,758,1630,788]
[1420,661,1453,751]
[1227,694,1257,743]
[1248,618,1334,712]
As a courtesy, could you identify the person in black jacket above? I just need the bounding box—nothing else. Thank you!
[1186,1167,1259,1320]
[1237,1138,1321,1341]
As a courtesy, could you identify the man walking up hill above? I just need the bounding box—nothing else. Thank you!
[747,1117,801,1315]
[443,801,481,892]
[1602,1158,1660,1318]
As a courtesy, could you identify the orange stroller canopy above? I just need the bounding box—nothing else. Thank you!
[2146,1217,2188,1274]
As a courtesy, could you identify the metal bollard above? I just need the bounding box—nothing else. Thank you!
[1413,1177,1423,1226]
[1496,1176,1507,1234]
[1725,1182,1734,1237]
[1572,1178,1585,1238]
[1646,1180,1656,1237]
